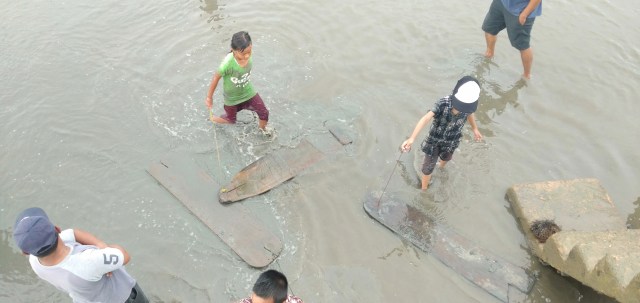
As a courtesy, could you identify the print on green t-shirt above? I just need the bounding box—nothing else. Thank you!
[218,53,257,106]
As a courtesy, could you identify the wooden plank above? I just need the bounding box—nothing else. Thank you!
[363,191,533,302]
[219,139,324,203]
[324,120,353,145]
[147,153,282,268]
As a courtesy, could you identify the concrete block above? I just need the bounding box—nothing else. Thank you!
[506,178,640,303]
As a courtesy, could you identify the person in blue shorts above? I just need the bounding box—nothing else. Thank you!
[482,0,542,79]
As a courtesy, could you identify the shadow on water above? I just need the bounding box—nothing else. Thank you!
[524,261,618,303]
[468,56,528,137]
[198,0,217,14]
[197,0,224,26]
[626,196,640,229]
[0,230,68,302]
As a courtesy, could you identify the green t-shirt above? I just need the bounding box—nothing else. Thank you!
[217,53,257,106]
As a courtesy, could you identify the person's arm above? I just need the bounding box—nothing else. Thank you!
[74,229,107,248]
[106,244,131,265]
[467,114,483,141]
[74,229,131,265]
[519,0,542,25]
[401,111,435,152]
[205,72,222,109]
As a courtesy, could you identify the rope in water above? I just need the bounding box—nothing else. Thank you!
[376,151,404,209]
[209,109,224,179]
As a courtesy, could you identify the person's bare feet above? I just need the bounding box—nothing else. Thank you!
[260,127,274,137]
[484,49,494,58]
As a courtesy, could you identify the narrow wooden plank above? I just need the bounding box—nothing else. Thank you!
[324,120,353,145]
[147,153,282,268]
[219,139,324,203]
[363,191,533,302]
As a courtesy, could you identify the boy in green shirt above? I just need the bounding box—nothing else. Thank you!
[205,31,271,135]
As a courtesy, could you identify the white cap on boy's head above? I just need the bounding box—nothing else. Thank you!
[451,76,480,113]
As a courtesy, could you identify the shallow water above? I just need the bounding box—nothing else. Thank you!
[1,0,639,302]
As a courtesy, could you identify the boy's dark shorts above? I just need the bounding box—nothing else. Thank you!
[221,93,269,123]
[126,283,149,303]
[482,0,536,50]
[420,142,454,176]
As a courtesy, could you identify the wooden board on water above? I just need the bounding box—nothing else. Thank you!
[219,139,324,203]
[363,191,533,302]
[147,153,282,268]
[324,120,353,145]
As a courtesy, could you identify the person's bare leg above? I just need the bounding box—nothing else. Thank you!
[484,32,498,58]
[520,47,533,79]
[210,115,232,124]
[258,119,267,130]
[421,174,432,190]
[439,160,449,169]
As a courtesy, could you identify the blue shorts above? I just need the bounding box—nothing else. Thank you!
[482,0,536,50]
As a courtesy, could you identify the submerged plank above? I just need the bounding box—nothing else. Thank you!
[147,153,282,268]
[363,191,533,302]
[324,120,353,145]
[219,139,324,203]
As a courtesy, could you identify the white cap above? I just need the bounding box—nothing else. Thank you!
[451,76,480,113]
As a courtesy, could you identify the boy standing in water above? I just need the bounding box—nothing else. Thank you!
[205,31,271,135]
[401,76,483,190]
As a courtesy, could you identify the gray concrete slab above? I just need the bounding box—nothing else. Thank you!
[507,178,640,303]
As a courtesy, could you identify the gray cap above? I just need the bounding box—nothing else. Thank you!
[13,207,58,257]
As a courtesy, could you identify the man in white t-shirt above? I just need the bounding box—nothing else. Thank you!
[13,207,149,303]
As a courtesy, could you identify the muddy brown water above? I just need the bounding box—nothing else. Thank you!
[1,0,638,302]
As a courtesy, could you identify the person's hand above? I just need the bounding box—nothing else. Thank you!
[518,13,526,25]
[473,129,483,142]
[400,139,413,153]
[205,96,213,109]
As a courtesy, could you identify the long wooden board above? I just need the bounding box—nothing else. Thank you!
[147,153,282,268]
[219,139,324,203]
[363,191,533,302]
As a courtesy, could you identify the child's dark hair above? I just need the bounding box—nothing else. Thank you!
[252,269,288,303]
[231,31,252,51]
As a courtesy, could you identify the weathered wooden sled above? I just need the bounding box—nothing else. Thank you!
[363,191,534,302]
[219,139,324,203]
[219,121,354,204]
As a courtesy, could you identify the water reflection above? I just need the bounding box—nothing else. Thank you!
[471,56,527,137]
[198,0,217,14]
[198,0,224,25]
